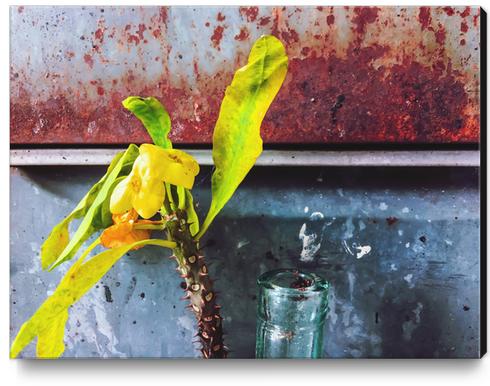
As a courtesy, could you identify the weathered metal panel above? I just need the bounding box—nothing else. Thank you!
[10,6,480,145]
[10,166,480,358]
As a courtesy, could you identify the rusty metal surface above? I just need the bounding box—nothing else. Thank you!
[10,6,480,145]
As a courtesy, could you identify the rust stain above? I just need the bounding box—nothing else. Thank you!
[258,16,270,26]
[159,6,169,26]
[152,28,161,38]
[473,11,479,27]
[83,54,94,69]
[137,24,147,40]
[418,7,432,30]
[10,6,480,145]
[128,34,140,45]
[211,25,225,49]
[443,7,455,16]
[435,25,446,45]
[94,28,104,42]
[280,27,299,45]
[239,6,259,22]
[217,12,225,22]
[234,27,249,41]
[459,7,471,18]
[352,7,380,34]
[266,44,478,143]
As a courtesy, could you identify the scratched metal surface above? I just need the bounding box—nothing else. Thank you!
[10,166,480,358]
[10,5,480,145]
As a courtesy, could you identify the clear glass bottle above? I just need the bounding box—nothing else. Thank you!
[255,268,329,359]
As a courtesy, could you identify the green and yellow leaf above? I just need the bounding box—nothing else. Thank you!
[10,238,176,359]
[40,152,124,270]
[46,144,140,271]
[185,189,199,237]
[123,96,172,149]
[198,35,288,239]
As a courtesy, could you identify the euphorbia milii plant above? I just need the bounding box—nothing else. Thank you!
[11,35,288,359]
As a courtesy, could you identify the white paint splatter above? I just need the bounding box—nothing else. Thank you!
[336,188,344,197]
[299,212,325,262]
[304,206,309,213]
[65,279,126,358]
[379,202,388,211]
[398,230,404,236]
[402,207,410,213]
[358,220,366,231]
[33,118,47,134]
[299,224,321,262]
[445,239,453,246]
[237,240,250,249]
[404,273,415,288]
[405,242,410,248]
[310,212,324,221]
[390,263,398,271]
[342,240,353,255]
[32,186,40,195]
[87,121,97,134]
[355,245,372,259]
[92,299,125,357]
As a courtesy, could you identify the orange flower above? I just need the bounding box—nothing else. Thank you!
[101,209,159,250]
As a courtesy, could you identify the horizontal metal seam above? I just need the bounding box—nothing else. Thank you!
[10,149,480,167]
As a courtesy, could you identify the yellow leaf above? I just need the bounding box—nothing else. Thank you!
[10,238,176,358]
[198,35,288,239]
[36,310,69,359]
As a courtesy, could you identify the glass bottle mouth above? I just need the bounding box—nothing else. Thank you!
[257,268,329,295]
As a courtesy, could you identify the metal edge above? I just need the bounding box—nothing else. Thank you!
[9,149,480,167]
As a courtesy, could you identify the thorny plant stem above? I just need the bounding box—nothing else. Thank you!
[161,186,227,358]
[167,211,227,358]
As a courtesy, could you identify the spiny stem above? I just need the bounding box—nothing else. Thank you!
[166,209,227,359]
